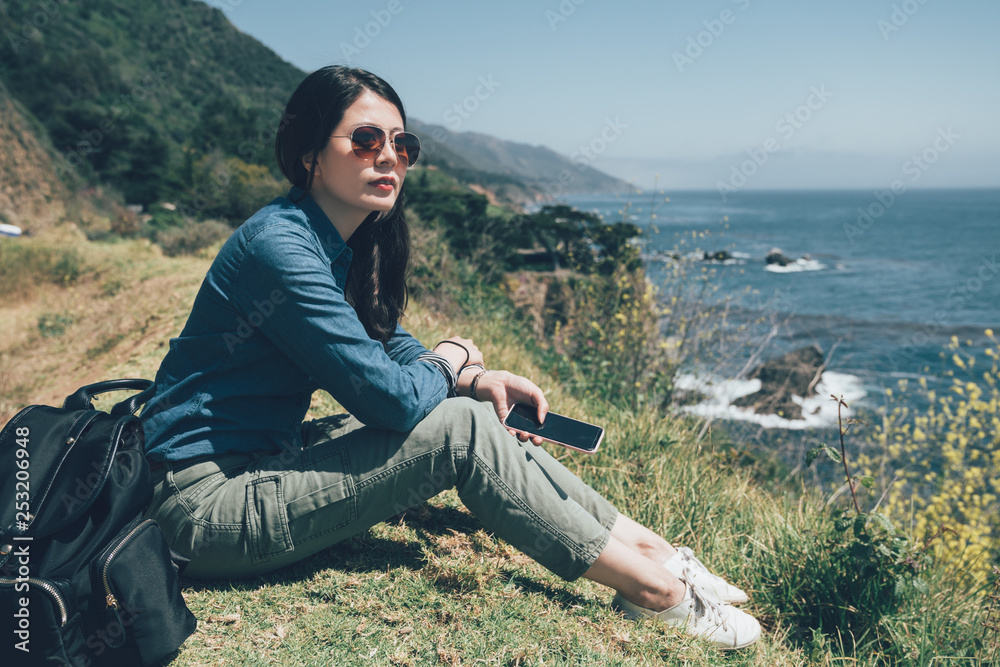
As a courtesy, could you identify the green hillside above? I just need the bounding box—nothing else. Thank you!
[407,118,628,202]
[0,0,302,204]
[0,77,68,228]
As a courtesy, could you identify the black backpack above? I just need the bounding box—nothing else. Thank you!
[0,379,196,666]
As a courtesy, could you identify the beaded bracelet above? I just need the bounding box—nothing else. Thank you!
[470,369,490,401]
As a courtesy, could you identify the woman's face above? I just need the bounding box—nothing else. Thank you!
[306,90,409,238]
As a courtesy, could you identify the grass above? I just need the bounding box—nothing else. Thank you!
[0,226,210,419]
[1,230,995,665]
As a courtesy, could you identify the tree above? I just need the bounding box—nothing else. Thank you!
[526,205,641,275]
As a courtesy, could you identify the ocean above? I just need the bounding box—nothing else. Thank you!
[562,189,1000,431]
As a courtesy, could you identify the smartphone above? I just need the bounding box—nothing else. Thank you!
[502,403,604,454]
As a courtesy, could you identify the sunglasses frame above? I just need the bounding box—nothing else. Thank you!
[330,125,420,166]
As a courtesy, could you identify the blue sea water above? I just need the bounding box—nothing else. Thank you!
[562,189,1000,428]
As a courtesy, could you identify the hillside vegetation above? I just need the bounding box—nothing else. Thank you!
[0,0,303,206]
[0,78,68,229]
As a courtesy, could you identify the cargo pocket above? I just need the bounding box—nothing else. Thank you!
[246,476,294,563]
[285,447,357,544]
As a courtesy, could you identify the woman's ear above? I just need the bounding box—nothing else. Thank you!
[301,151,319,177]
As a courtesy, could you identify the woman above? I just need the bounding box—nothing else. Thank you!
[142,66,761,650]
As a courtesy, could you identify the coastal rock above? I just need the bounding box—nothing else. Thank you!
[703,250,732,262]
[765,247,794,267]
[732,345,825,419]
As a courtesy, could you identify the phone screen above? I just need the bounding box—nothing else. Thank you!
[503,403,604,454]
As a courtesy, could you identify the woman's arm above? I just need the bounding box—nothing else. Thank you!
[431,336,484,371]
[234,225,451,432]
[384,326,483,372]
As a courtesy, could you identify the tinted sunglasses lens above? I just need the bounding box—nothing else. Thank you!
[393,132,420,165]
[350,126,386,157]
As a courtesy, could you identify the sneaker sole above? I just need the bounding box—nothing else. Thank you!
[612,594,762,650]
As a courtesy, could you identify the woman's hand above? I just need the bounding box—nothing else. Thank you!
[433,336,484,372]
[463,370,549,445]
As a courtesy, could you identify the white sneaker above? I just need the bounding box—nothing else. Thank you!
[613,578,761,650]
[664,546,749,605]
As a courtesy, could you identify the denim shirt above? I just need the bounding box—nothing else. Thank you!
[142,188,448,462]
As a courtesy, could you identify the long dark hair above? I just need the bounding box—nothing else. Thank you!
[275,66,409,343]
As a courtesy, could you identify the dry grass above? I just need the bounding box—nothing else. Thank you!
[0,228,210,418]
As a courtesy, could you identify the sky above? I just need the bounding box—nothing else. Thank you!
[205,0,1000,191]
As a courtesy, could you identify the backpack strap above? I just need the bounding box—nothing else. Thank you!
[0,380,156,562]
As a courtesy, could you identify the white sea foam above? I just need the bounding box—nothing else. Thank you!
[764,257,827,273]
[676,370,868,429]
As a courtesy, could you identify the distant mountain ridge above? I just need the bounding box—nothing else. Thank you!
[0,0,626,213]
[408,119,628,203]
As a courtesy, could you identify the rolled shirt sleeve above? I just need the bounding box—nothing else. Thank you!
[384,322,435,366]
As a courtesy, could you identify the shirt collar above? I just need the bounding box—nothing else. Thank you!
[287,187,350,267]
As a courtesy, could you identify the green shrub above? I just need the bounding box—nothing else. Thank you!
[528,204,642,275]
[406,170,529,282]
[789,399,937,657]
[185,154,284,223]
[543,268,668,410]
[37,311,75,338]
[0,241,85,301]
[110,208,142,237]
[145,204,187,234]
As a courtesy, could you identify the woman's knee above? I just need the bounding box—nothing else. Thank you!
[427,397,513,463]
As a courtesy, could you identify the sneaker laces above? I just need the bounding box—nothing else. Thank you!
[683,566,729,631]
[677,547,717,580]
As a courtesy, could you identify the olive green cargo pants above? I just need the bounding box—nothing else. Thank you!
[146,398,617,580]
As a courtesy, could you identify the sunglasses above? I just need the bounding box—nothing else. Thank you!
[330,125,421,166]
